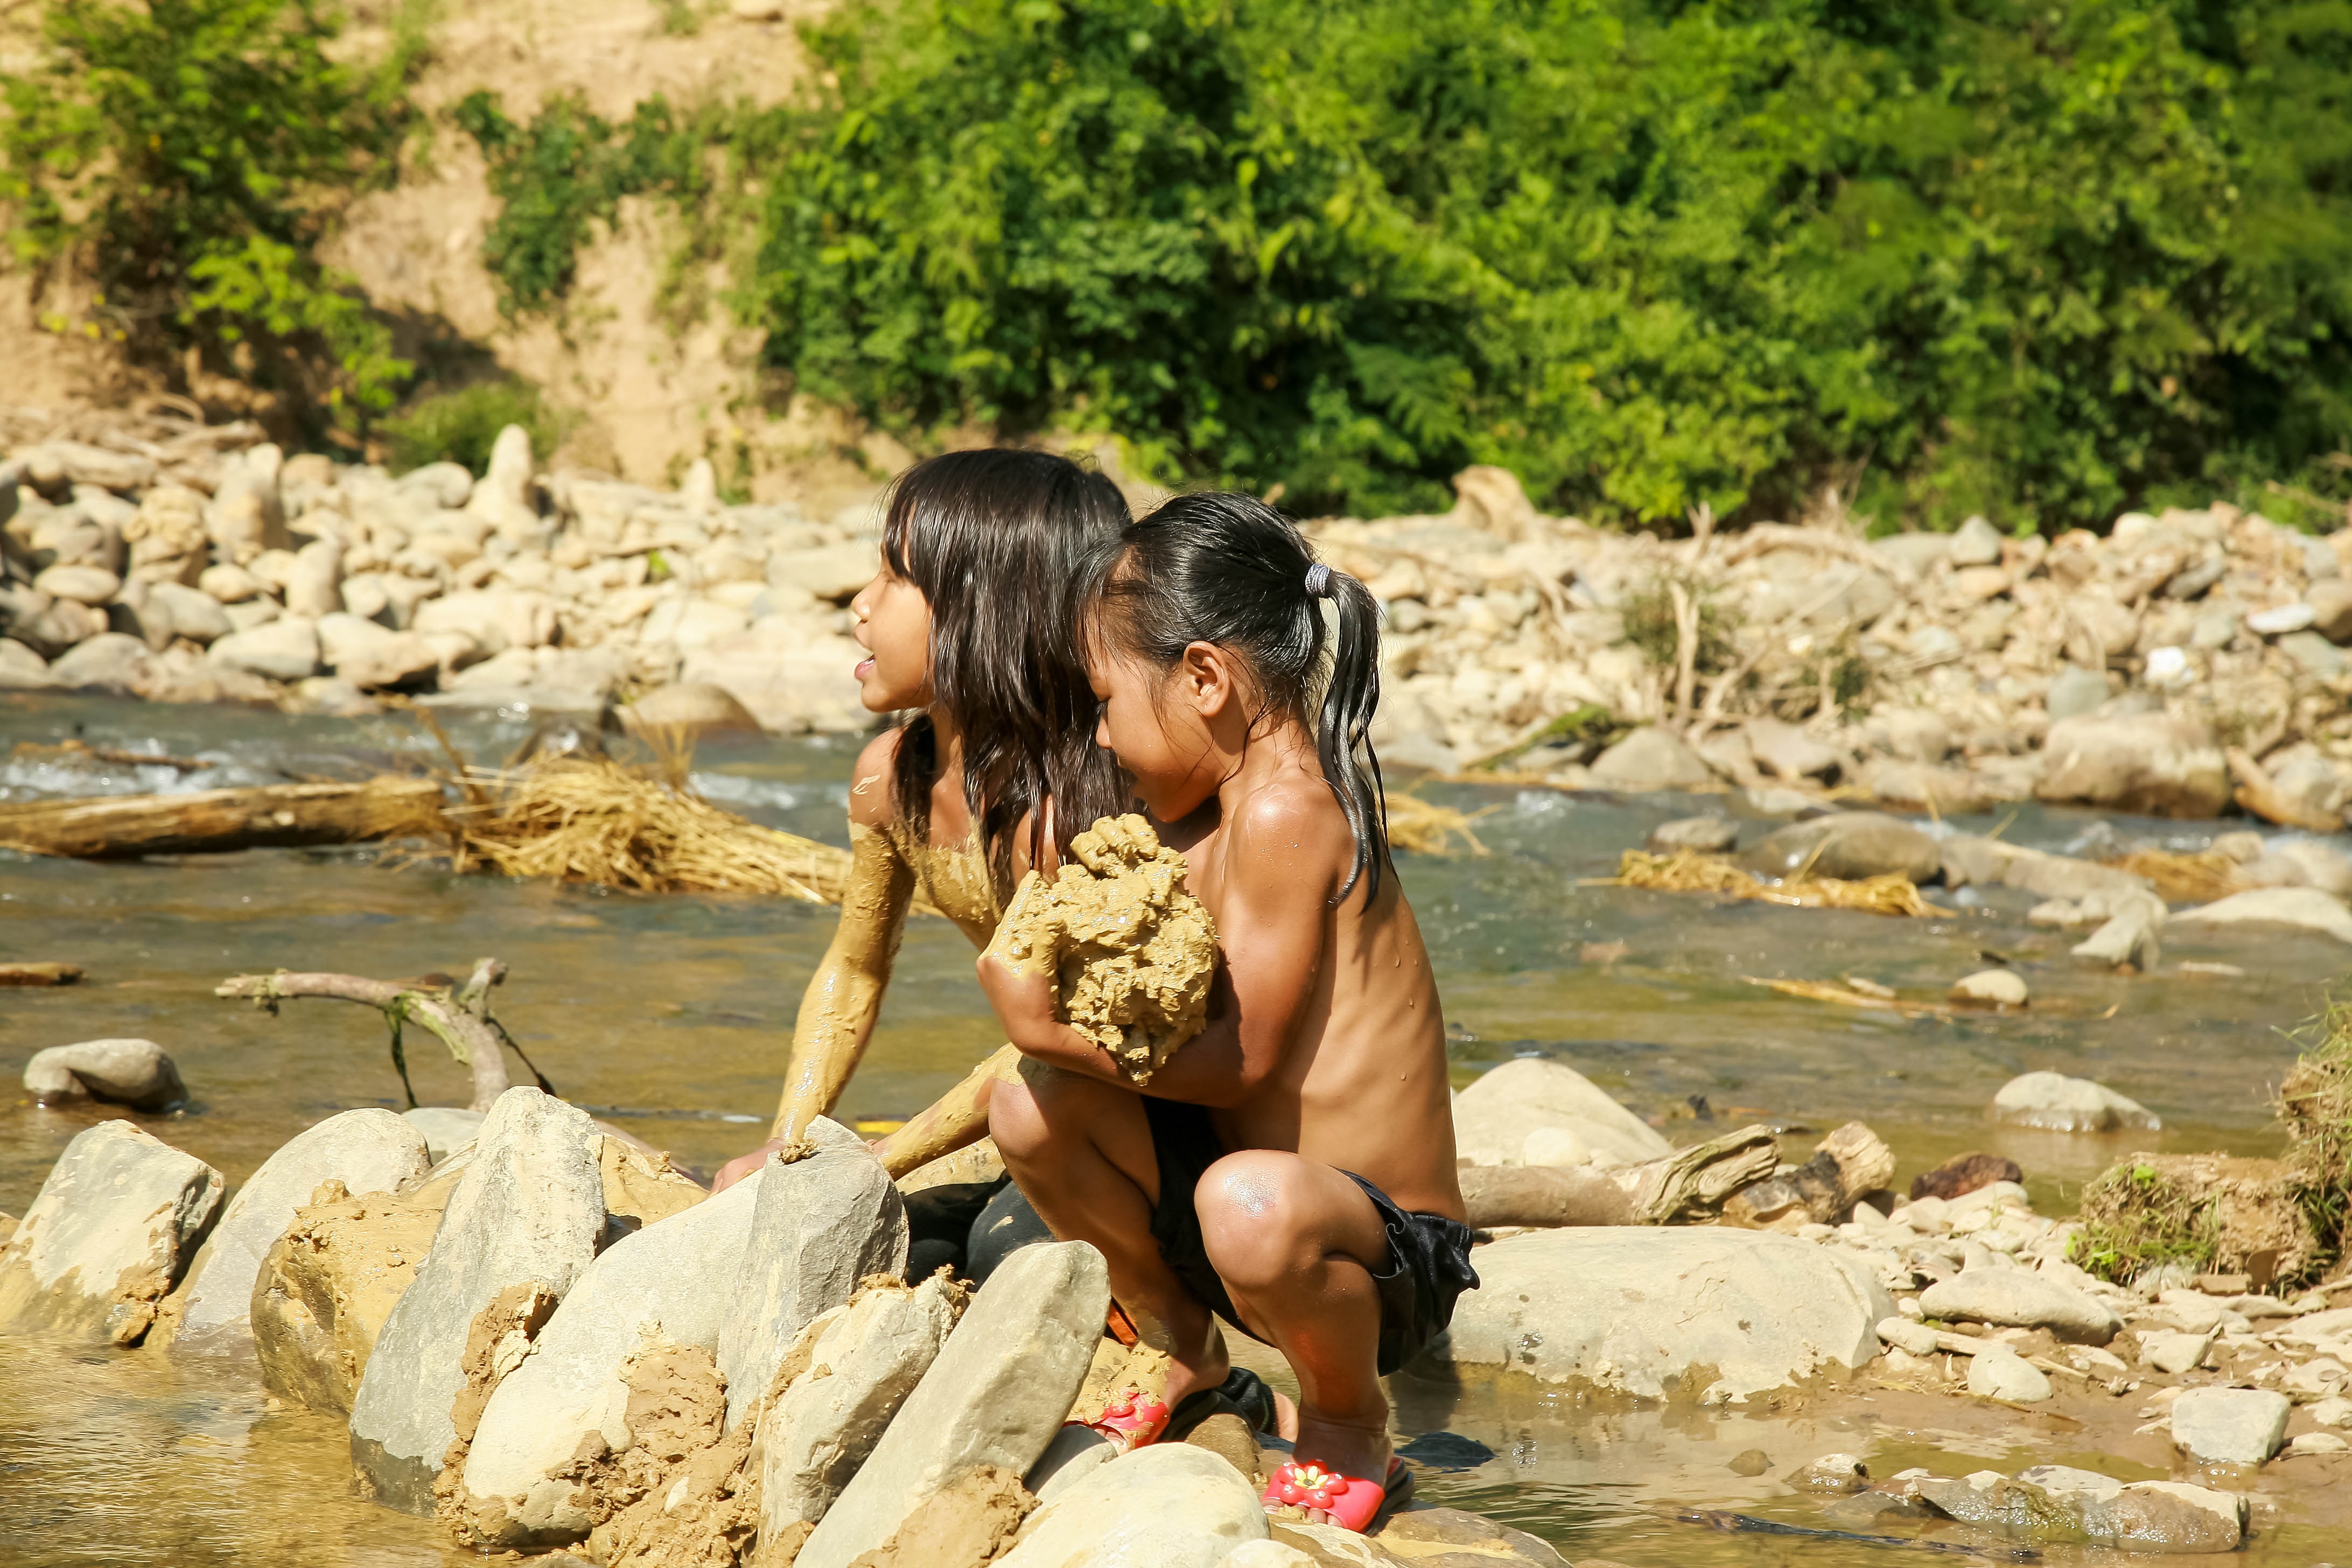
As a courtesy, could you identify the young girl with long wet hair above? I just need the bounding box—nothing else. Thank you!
[978,492,1475,1532]
[714,449,1130,1189]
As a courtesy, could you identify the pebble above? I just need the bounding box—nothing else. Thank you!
[2286,1431,2350,1458]
[1645,815,1738,853]
[1949,969,2028,1006]
[1727,1448,1770,1476]
[1966,1346,2053,1403]
[1791,1453,1868,1492]
[1877,1317,1941,1356]
[2138,1329,2218,1375]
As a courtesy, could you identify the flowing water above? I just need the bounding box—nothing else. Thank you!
[2,690,2345,1565]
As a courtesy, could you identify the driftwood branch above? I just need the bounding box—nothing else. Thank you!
[0,779,444,859]
[1460,1124,1782,1229]
[215,957,518,1112]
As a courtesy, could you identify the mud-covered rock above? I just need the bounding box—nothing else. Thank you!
[251,1176,453,1414]
[0,1121,223,1345]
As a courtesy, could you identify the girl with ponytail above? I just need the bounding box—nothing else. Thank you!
[976,492,1475,1534]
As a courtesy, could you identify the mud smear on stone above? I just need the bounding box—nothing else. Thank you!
[563,1338,759,1568]
[842,1462,1030,1568]
[433,1279,563,1533]
[250,1175,453,1415]
[997,814,1215,1083]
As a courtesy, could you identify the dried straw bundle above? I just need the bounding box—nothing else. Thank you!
[2103,849,2246,905]
[1599,848,1943,917]
[1383,793,1495,857]
[446,757,852,902]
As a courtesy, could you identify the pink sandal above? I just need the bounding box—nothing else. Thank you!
[1261,1457,1409,1534]
[1077,1387,1171,1452]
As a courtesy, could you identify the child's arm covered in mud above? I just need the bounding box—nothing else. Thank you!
[976,793,1340,1106]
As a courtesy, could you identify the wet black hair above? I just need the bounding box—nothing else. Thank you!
[880,449,1133,890]
[1083,491,1390,906]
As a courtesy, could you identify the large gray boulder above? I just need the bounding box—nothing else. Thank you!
[2171,1387,2291,1465]
[348,1087,605,1514]
[22,1038,186,1111]
[795,1240,1111,1568]
[1739,811,1941,884]
[456,1168,770,1545]
[1420,1228,1891,1401]
[716,1126,908,1430]
[0,1121,223,1345]
[174,1109,429,1353]
[760,1275,963,1549]
[1450,1057,1670,1168]
[996,1443,1269,1567]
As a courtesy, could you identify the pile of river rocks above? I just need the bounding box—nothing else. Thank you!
[9,418,2352,832]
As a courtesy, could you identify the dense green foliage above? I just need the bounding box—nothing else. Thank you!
[1,0,422,419]
[459,0,2352,528]
[382,379,573,474]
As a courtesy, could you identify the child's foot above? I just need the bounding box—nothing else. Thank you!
[1266,1412,1397,1529]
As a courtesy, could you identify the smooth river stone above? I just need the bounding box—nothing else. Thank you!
[794,1240,1111,1568]
[1418,1228,1892,1401]
[2171,1387,2291,1465]
[348,1087,605,1515]
[1919,1269,2120,1345]
[1450,1056,1671,1168]
[0,1121,223,1345]
[996,1443,1269,1567]
[176,1108,430,1352]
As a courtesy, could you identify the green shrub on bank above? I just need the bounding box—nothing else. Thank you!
[1,0,423,421]
[464,0,2352,528]
[382,380,572,475]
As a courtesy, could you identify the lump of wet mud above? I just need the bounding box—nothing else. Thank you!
[994,814,1214,1083]
[250,1176,453,1415]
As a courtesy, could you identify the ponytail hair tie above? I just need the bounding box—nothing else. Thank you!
[1304,563,1334,598]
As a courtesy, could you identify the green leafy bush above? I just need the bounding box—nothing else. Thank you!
[461,0,2352,529]
[1,0,424,421]
[382,380,572,475]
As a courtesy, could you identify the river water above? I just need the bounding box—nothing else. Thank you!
[2,690,2342,1565]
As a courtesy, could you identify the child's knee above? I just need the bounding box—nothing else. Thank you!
[986,1075,1050,1162]
[1194,1151,1320,1288]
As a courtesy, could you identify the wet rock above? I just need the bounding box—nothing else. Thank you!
[1910,1152,2024,1202]
[348,1087,606,1515]
[1450,1057,1671,1167]
[996,1441,1268,1567]
[1275,1508,1570,1567]
[796,1239,1110,1568]
[50,632,155,693]
[619,680,761,734]
[1950,969,2027,1006]
[209,615,321,681]
[2036,712,2229,817]
[1228,1544,1319,1568]
[401,1107,484,1164]
[716,1130,908,1429]
[454,1169,770,1545]
[1792,1453,1868,1492]
[175,1109,429,1353]
[1422,1227,1891,1400]
[0,1121,223,1345]
[23,1037,186,1110]
[2071,890,2166,970]
[1646,815,1738,853]
[760,1274,963,1548]
[2171,1387,2290,1464]
[1917,1467,2244,1551]
[1739,811,1940,884]
[1965,1346,2053,1402]
[1920,1270,2119,1344]
[1727,1448,1770,1476]
[1992,1070,2160,1133]
[1587,726,1715,792]
[2171,886,2352,944]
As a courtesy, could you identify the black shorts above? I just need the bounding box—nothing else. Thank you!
[1141,1096,1478,1376]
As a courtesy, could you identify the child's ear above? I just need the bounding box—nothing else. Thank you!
[1181,640,1233,718]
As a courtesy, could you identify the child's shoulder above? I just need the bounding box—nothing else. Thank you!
[1224,766,1359,883]
[845,729,909,831]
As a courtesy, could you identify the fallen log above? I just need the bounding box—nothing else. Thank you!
[0,962,82,986]
[0,779,445,859]
[216,957,532,1113]
[1460,1123,1781,1229]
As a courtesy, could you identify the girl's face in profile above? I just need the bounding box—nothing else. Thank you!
[849,560,933,712]
[1088,639,1230,823]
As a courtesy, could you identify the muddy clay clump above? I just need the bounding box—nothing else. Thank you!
[994,814,1215,1083]
[250,1175,456,1415]
[2075,1152,2321,1286]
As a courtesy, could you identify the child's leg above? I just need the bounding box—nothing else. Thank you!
[988,1068,1231,1412]
[1194,1150,1393,1517]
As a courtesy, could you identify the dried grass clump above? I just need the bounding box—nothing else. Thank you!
[2103,849,2246,904]
[446,756,853,902]
[1598,848,1943,918]
[2074,1153,2320,1287]
[1383,793,1495,857]
[2280,1003,2352,1278]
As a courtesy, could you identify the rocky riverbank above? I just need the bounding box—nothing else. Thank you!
[9,411,2352,837]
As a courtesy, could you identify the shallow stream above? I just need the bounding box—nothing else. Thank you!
[3,691,2346,1565]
